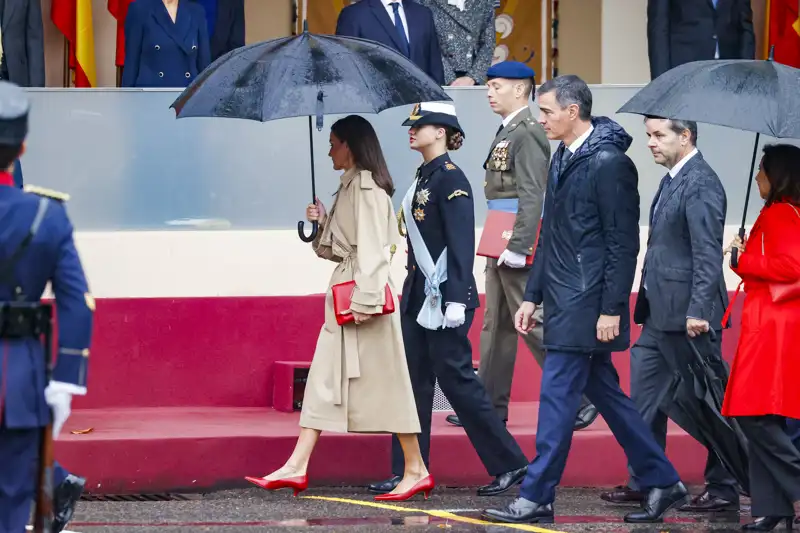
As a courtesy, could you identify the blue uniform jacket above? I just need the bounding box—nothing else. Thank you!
[0,183,92,428]
[122,0,211,88]
[401,153,479,316]
[524,117,640,354]
[335,0,445,85]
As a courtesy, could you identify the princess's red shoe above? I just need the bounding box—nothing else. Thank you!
[244,474,308,497]
[374,475,434,502]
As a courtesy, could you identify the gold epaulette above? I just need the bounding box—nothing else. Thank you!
[23,185,70,202]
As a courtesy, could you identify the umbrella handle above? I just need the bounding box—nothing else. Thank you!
[298,220,318,242]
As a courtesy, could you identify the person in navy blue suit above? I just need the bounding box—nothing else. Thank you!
[122,0,212,88]
[483,74,688,525]
[0,81,93,533]
[335,0,445,85]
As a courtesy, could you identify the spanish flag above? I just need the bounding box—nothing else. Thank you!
[108,0,134,67]
[765,0,800,68]
[51,0,97,87]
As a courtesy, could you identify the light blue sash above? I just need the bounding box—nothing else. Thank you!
[487,198,519,214]
[402,179,448,330]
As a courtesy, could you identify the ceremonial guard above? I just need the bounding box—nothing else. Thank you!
[446,60,596,432]
[369,102,529,497]
[0,80,93,532]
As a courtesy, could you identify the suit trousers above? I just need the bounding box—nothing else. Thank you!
[736,416,800,517]
[788,419,800,452]
[391,309,528,477]
[626,324,738,500]
[0,425,39,533]
[519,349,679,505]
[478,260,588,421]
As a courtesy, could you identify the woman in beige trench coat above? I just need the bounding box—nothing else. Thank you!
[246,115,433,501]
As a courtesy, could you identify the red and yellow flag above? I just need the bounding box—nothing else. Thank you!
[108,0,135,67]
[51,0,97,87]
[765,0,800,67]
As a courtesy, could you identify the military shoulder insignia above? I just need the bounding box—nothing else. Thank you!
[447,190,469,200]
[444,162,457,170]
[24,185,70,202]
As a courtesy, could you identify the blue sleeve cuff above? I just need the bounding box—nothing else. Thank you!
[52,348,89,388]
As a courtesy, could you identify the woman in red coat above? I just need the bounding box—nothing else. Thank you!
[723,143,800,531]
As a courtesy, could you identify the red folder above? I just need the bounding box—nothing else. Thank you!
[476,210,538,266]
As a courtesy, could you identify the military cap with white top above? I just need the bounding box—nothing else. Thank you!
[402,102,465,137]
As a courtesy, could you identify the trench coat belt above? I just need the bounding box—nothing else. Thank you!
[332,251,362,406]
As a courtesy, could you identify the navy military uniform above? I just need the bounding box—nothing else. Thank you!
[0,81,93,532]
[369,103,528,496]
[121,0,212,88]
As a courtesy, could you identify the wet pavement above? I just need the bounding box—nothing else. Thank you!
[54,486,758,533]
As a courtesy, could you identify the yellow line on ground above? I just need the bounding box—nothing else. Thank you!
[303,495,567,533]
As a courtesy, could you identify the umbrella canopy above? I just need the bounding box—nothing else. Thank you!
[171,29,451,242]
[617,58,800,138]
[171,31,451,127]
[668,334,750,495]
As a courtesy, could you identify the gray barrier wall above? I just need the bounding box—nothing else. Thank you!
[20,86,797,231]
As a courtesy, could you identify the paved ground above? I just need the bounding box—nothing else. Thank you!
[50,486,757,533]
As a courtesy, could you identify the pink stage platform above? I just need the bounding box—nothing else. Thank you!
[56,294,744,494]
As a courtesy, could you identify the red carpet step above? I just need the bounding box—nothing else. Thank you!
[57,402,709,495]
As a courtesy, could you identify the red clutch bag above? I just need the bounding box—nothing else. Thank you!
[331,281,395,326]
[476,210,536,266]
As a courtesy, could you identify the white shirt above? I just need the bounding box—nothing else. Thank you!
[668,148,698,178]
[567,125,594,154]
[501,105,529,128]
[383,0,410,42]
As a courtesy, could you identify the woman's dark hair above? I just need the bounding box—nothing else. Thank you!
[445,127,464,151]
[761,143,800,207]
[330,115,394,196]
[0,144,22,170]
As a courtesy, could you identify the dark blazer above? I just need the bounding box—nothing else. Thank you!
[525,117,640,354]
[633,151,729,332]
[122,0,212,88]
[647,0,755,79]
[336,0,445,85]
[401,153,479,316]
[0,0,45,87]
[191,0,244,61]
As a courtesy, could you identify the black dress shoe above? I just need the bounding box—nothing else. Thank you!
[623,481,690,523]
[482,497,554,524]
[574,404,599,431]
[476,466,527,496]
[741,516,794,531]
[367,475,401,494]
[679,489,739,512]
[53,474,86,533]
[600,485,646,504]
[446,414,463,427]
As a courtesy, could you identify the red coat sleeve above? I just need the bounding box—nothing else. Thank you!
[733,203,800,282]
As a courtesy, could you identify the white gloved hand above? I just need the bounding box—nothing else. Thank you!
[497,249,527,268]
[44,381,86,439]
[443,303,466,329]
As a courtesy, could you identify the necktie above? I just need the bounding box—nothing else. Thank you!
[561,148,572,168]
[390,2,411,57]
[495,124,504,136]
[653,173,672,218]
[711,0,718,7]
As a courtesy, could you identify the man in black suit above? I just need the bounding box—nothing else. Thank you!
[647,0,755,79]
[0,0,45,87]
[600,117,740,512]
[336,0,445,85]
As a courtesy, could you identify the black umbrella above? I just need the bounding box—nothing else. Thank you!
[667,332,750,495]
[171,21,451,242]
[617,48,800,265]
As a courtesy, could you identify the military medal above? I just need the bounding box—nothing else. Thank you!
[413,208,426,221]
[415,188,431,206]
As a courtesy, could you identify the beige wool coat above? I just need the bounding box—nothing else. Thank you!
[299,168,421,434]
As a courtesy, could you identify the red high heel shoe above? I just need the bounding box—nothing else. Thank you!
[245,474,308,496]
[374,475,434,502]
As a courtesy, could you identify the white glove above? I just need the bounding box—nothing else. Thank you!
[498,249,527,268]
[443,303,466,329]
[44,381,86,439]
